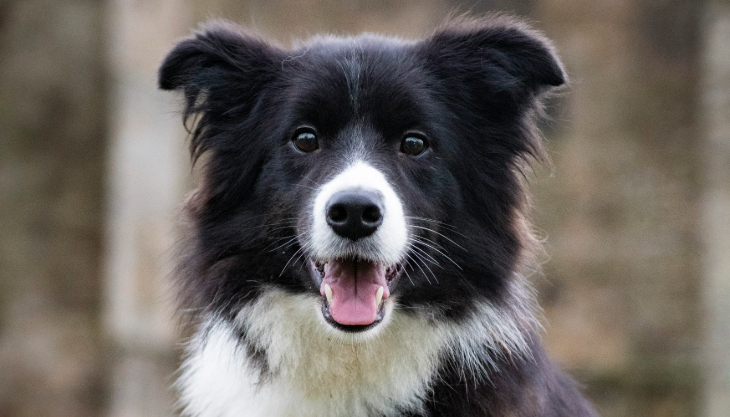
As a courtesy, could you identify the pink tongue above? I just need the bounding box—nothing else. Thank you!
[320,259,390,325]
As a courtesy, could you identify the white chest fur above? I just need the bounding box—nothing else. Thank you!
[177,288,532,417]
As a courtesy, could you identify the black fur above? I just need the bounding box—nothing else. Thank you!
[160,15,598,417]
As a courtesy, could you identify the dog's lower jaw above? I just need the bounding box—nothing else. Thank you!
[176,287,535,417]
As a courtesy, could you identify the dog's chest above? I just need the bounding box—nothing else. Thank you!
[177,290,447,417]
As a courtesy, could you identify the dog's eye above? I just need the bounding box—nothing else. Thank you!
[400,135,428,156]
[292,129,318,153]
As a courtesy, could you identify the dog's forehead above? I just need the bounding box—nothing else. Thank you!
[282,37,430,136]
[289,36,419,92]
[294,33,415,59]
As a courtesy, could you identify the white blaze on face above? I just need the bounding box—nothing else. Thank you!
[310,161,407,265]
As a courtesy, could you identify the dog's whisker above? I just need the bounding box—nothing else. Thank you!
[405,254,430,284]
[401,262,415,286]
[279,246,305,277]
[292,183,318,191]
[411,236,463,271]
[238,219,299,234]
[411,250,439,284]
[409,224,467,251]
[290,250,309,273]
[407,234,447,252]
[408,251,438,284]
[409,243,441,267]
[266,236,299,253]
[405,216,474,241]
[301,176,323,187]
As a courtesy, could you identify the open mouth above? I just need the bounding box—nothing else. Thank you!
[309,258,403,332]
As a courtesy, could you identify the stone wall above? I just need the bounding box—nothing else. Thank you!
[532,2,704,416]
[700,1,730,415]
[0,1,726,416]
[0,1,106,416]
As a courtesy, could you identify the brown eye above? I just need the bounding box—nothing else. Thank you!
[292,128,318,153]
[400,135,428,156]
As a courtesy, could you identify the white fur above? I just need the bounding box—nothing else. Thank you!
[309,161,407,266]
[177,284,536,417]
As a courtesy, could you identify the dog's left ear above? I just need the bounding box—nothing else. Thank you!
[421,16,566,103]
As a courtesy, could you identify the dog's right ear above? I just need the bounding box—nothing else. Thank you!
[159,21,282,91]
[159,22,284,160]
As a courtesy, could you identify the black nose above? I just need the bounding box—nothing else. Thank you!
[326,190,384,241]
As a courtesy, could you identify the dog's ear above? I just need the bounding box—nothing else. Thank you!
[159,22,284,160]
[159,21,281,91]
[421,16,566,105]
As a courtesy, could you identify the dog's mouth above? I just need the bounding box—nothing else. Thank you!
[309,258,403,332]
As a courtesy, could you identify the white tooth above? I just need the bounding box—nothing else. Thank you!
[324,284,333,304]
[376,286,384,307]
[324,262,330,274]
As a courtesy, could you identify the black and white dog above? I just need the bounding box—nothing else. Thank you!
[159,15,598,417]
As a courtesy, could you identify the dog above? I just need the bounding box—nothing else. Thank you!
[159,14,599,417]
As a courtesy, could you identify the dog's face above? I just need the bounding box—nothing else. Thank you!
[160,17,565,336]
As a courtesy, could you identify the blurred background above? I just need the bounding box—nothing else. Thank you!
[1,0,729,416]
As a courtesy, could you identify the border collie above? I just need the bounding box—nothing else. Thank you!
[159,14,598,417]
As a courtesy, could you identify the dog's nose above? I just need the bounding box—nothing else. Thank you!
[326,190,384,241]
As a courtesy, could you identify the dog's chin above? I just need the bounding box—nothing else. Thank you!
[308,258,402,333]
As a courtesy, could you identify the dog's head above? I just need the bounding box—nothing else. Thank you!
[160,16,565,336]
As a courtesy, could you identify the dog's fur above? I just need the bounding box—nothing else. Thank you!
[159,15,598,417]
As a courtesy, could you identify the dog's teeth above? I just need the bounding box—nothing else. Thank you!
[324,284,333,304]
[376,286,384,307]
